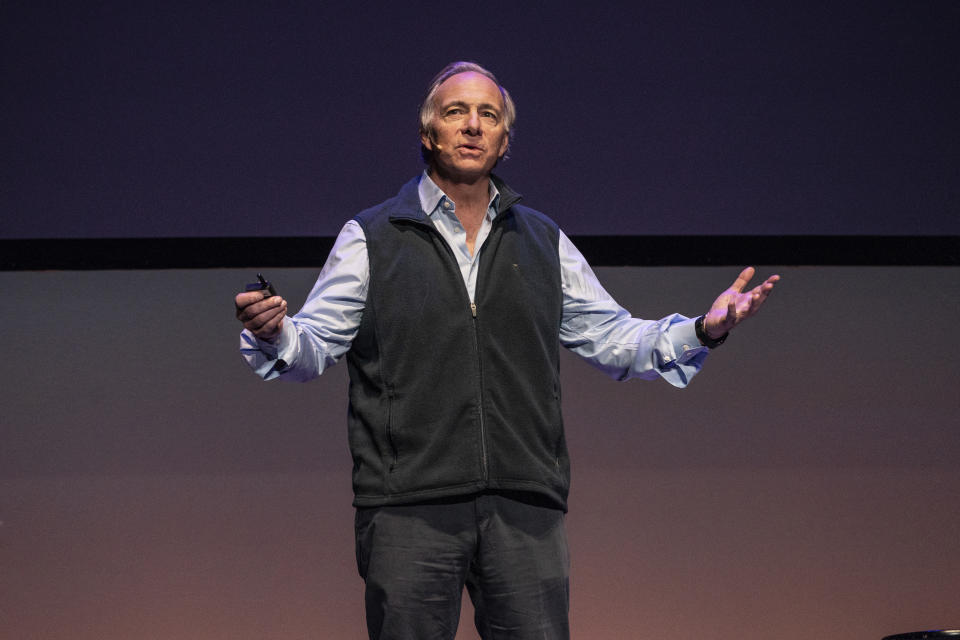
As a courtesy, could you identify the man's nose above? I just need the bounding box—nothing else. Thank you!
[464,109,481,133]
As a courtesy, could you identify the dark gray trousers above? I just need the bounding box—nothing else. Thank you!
[354,492,570,640]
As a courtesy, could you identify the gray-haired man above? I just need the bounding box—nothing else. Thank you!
[235,61,778,639]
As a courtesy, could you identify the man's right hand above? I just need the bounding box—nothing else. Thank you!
[235,291,287,342]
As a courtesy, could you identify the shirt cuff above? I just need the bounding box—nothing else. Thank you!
[656,317,710,388]
[239,318,297,380]
[671,317,710,364]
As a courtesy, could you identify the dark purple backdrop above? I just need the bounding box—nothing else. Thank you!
[3,1,958,238]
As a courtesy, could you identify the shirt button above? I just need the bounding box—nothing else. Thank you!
[443,201,451,209]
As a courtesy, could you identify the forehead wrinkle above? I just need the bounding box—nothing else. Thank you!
[434,73,504,106]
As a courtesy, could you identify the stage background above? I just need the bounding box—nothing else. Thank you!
[2,266,958,639]
[2,0,958,238]
[3,0,959,637]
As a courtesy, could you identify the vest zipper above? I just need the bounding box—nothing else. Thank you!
[471,302,488,481]
[412,219,490,483]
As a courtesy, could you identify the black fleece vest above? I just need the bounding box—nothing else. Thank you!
[346,176,569,510]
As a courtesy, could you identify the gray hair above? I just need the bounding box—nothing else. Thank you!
[418,61,516,163]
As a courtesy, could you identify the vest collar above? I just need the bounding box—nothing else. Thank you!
[490,174,523,214]
[388,173,523,224]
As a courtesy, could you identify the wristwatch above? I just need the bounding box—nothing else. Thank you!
[695,315,728,348]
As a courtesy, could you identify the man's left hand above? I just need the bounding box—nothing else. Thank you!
[703,267,780,340]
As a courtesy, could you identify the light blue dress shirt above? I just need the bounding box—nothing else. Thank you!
[241,173,709,387]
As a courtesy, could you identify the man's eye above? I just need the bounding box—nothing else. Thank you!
[482,112,498,120]
[445,108,463,116]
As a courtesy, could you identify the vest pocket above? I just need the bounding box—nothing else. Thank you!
[386,386,398,471]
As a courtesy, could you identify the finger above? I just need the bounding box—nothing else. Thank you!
[755,275,780,298]
[235,291,271,319]
[254,307,286,339]
[728,266,756,293]
[745,291,763,317]
[744,281,777,316]
[247,309,286,338]
[243,299,287,330]
[238,295,285,322]
[235,290,267,309]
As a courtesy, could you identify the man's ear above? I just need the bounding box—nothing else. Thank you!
[497,134,510,158]
[420,130,434,151]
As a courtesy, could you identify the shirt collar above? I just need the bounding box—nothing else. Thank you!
[418,171,501,219]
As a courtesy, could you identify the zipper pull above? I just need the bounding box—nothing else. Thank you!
[470,302,477,318]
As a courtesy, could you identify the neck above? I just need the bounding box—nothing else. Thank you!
[428,167,491,211]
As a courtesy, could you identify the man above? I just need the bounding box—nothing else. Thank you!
[235,61,778,639]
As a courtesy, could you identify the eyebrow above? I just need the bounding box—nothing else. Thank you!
[441,100,502,114]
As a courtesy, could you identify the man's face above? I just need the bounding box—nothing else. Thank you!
[421,72,510,182]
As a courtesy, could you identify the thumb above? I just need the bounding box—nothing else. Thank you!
[729,266,756,293]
